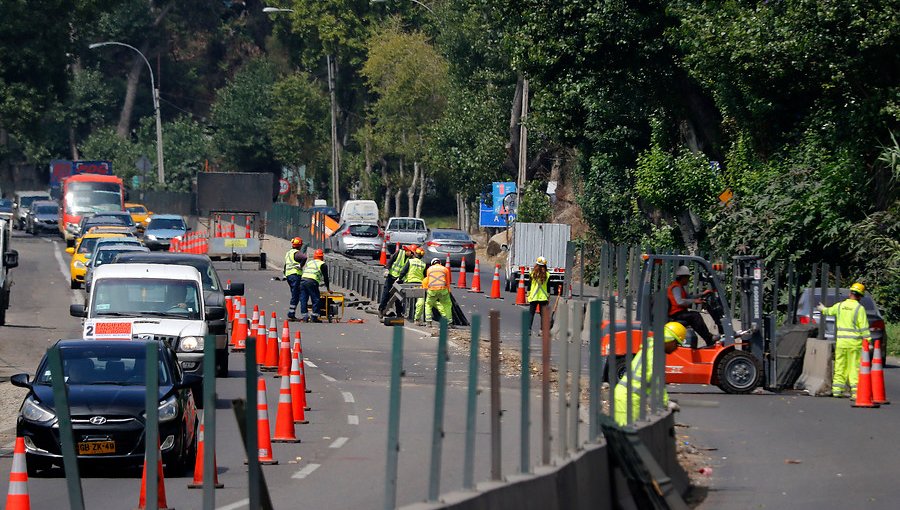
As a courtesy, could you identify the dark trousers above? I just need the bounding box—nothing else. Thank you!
[378,275,403,315]
[529,300,550,330]
[671,310,714,348]
[287,274,302,317]
[299,278,321,319]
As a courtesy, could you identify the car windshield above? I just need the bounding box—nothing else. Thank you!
[35,345,171,386]
[35,204,58,214]
[348,224,379,236]
[432,231,471,241]
[90,278,202,320]
[148,218,185,230]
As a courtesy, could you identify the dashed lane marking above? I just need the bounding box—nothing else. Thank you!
[52,240,82,305]
[216,498,249,510]
[292,463,320,479]
[329,437,349,449]
[342,392,355,403]
[321,374,336,382]
[347,415,359,425]
[304,360,318,368]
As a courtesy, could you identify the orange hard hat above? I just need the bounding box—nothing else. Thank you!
[314,248,324,259]
[291,237,303,247]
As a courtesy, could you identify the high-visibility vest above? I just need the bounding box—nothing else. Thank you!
[423,264,449,290]
[284,249,302,276]
[389,250,408,278]
[301,259,324,283]
[405,258,426,283]
[616,337,668,404]
[667,281,688,316]
[823,298,869,346]
[527,275,549,302]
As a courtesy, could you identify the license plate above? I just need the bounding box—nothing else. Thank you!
[78,441,115,455]
[444,246,462,253]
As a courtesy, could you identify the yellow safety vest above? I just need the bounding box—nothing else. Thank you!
[284,249,302,276]
[406,258,426,283]
[389,250,408,278]
[301,259,324,283]
[527,275,549,302]
[616,337,668,404]
[823,298,869,346]
[423,265,449,290]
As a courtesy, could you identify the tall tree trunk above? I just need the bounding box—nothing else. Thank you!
[68,125,80,160]
[456,193,462,229]
[415,165,425,218]
[394,158,404,217]
[506,76,525,175]
[362,130,373,199]
[407,161,419,216]
[381,158,390,223]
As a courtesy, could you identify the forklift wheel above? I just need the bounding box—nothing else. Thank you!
[603,356,628,383]
[715,350,762,394]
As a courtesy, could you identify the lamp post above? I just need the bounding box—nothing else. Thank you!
[264,7,341,210]
[89,41,165,186]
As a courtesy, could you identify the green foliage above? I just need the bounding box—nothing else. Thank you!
[269,71,330,180]
[635,143,722,213]
[516,180,551,223]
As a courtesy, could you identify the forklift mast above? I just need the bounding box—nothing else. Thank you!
[732,256,766,362]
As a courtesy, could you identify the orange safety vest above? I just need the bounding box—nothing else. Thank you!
[667,281,688,317]
[423,265,450,291]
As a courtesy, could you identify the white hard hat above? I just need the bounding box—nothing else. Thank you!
[675,265,691,277]
[430,258,441,265]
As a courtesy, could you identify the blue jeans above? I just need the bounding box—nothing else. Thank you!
[299,278,320,319]
[287,274,302,317]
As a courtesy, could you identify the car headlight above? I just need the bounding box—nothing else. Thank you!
[158,395,178,423]
[178,336,203,352]
[145,234,157,241]
[74,260,86,269]
[22,397,56,424]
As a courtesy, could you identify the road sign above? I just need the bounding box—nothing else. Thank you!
[479,182,517,227]
[278,178,290,195]
[135,155,152,173]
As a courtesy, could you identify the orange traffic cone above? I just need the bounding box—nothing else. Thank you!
[255,310,267,366]
[379,241,387,266]
[225,295,233,323]
[469,259,482,293]
[228,221,235,239]
[137,441,171,510]
[457,258,467,288]
[277,320,292,378]
[245,216,252,239]
[272,374,301,443]
[263,313,278,372]
[6,437,30,510]
[515,266,528,305]
[872,339,890,405]
[445,253,451,269]
[294,331,311,395]
[291,342,310,422]
[188,414,223,489]
[488,264,502,299]
[256,378,278,464]
[852,339,880,408]
[233,298,247,351]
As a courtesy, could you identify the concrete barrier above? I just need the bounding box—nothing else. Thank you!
[795,338,834,396]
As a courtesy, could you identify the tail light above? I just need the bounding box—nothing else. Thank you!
[427,241,440,247]
[342,230,351,236]
[870,319,885,333]
[462,243,475,249]
[799,316,811,324]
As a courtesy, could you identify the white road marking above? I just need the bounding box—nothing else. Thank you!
[342,392,355,403]
[329,437,349,449]
[347,415,359,425]
[52,241,82,305]
[403,325,430,336]
[291,463,321,479]
[304,360,318,368]
[321,374,336,382]
[216,499,249,510]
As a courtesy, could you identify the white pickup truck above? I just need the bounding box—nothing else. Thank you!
[384,217,428,253]
[70,263,225,375]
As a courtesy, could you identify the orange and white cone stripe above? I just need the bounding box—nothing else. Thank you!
[6,437,29,510]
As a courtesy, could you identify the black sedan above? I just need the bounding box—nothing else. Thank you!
[12,340,199,476]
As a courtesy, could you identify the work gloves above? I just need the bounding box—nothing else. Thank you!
[816,303,826,313]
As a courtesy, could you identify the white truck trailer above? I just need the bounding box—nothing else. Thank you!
[504,222,570,294]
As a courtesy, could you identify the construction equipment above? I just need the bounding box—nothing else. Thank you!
[317,291,345,323]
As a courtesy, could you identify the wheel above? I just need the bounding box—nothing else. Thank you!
[603,356,628,383]
[70,279,80,290]
[715,350,762,394]
[215,349,228,378]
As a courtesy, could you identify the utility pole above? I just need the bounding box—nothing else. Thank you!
[516,78,529,201]
[328,55,340,210]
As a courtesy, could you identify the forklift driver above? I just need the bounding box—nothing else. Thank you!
[668,266,717,348]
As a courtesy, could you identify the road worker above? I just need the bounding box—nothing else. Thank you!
[299,249,330,323]
[378,244,412,318]
[614,322,685,426]
[423,257,452,326]
[667,265,716,348]
[397,246,427,325]
[818,282,870,398]
[284,237,308,321]
[527,256,550,331]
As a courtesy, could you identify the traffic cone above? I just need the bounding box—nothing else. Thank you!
[872,339,890,405]
[488,264,502,299]
[277,320,292,378]
[6,437,30,510]
[263,313,278,371]
[255,312,267,366]
[216,222,222,238]
[445,253,451,269]
[294,331,311,395]
[225,294,234,323]
[228,222,235,239]
[469,259,482,293]
[137,440,171,510]
[188,414,223,489]
[233,298,247,351]
[272,374,301,443]
[291,342,310,422]
[245,216,252,239]
[379,241,387,266]
[255,378,278,464]
[852,339,880,408]
[457,258,467,288]
[515,266,528,305]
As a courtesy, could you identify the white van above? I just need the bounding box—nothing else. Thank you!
[339,199,379,225]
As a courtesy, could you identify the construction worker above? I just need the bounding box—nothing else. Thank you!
[397,246,427,325]
[284,237,308,321]
[614,322,685,426]
[299,249,330,323]
[817,282,870,398]
[423,257,452,326]
[667,265,716,348]
[527,256,550,331]
[378,244,412,318]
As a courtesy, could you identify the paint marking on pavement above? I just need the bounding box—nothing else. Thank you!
[304,360,318,368]
[342,392,355,403]
[292,463,321,479]
[216,499,249,510]
[403,325,430,336]
[321,374,336,382]
[347,415,359,425]
[329,437,349,449]
[52,242,82,305]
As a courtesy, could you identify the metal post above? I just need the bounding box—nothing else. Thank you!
[463,315,481,490]
[327,54,340,209]
[557,301,569,458]
[47,347,85,510]
[519,310,531,473]
[541,302,551,464]
[153,88,165,184]
[588,299,602,441]
[651,290,667,413]
[568,304,583,449]
[384,326,404,509]
[203,334,217,509]
[608,294,617,419]
[428,319,449,501]
[808,263,818,325]
[246,335,260,510]
[625,294,634,425]
[818,263,829,339]
[489,311,502,481]
[145,342,159,510]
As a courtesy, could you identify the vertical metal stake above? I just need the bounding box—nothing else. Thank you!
[463,315,481,490]
[568,304,583,449]
[384,326,404,509]
[541,304,551,465]
[145,342,159,510]
[588,299,602,441]
[557,302,569,458]
[246,334,260,510]
[489,311,502,481]
[47,347,85,510]
[428,320,449,501]
[203,334,217,509]
[519,310,531,474]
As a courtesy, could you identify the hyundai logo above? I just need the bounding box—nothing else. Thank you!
[89,416,107,425]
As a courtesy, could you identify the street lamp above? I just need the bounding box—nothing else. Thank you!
[265,7,341,209]
[89,41,165,186]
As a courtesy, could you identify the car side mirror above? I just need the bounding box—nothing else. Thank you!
[70,304,86,318]
[3,250,18,269]
[186,226,192,232]
[10,373,31,389]
[206,306,225,321]
[65,247,75,255]
[224,282,245,297]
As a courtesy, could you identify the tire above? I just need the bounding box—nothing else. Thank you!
[215,349,228,378]
[603,356,628,383]
[715,350,762,394]
[70,279,80,290]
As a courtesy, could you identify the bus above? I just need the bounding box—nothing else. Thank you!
[59,174,125,244]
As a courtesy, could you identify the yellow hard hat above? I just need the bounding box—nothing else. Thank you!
[536,256,548,266]
[850,282,865,295]
[415,247,425,257]
[664,322,687,344]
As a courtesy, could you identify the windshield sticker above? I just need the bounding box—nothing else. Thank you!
[96,303,110,310]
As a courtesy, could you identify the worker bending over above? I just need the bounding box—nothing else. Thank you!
[614,322,685,426]
[379,245,412,318]
[299,249,330,323]
[423,257,452,326]
[396,247,427,325]
[818,282,870,399]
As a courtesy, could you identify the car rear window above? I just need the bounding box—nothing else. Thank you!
[148,218,185,230]
[349,224,379,237]
[127,206,147,213]
[35,204,59,214]
[431,231,471,241]
[389,218,426,231]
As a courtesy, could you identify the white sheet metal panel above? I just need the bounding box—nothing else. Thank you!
[509,222,571,272]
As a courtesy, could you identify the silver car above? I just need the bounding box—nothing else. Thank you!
[796,288,887,352]
[84,242,149,293]
[330,222,383,259]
